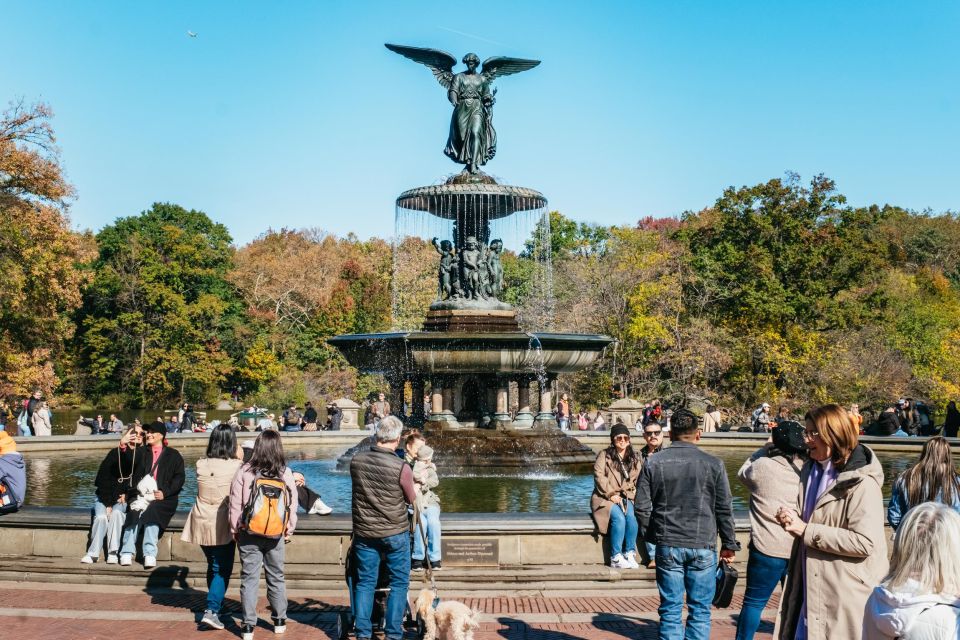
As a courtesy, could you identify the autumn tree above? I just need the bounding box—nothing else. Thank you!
[0,100,94,399]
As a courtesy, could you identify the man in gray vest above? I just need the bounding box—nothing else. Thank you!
[350,416,417,640]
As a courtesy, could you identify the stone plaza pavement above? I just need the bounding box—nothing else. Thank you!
[0,580,776,639]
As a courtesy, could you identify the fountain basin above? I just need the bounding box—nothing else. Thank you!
[328,331,612,376]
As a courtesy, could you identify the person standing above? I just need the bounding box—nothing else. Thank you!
[849,404,864,432]
[556,393,571,431]
[775,404,888,640]
[370,392,391,426]
[863,502,960,639]
[118,421,185,568]
[229,430,298,640]
[302,402,318,431]
[943,401,960,438]
[734,421,806,640]
[349,416,417,640]
[591,423,641,569]
[181,425,244,630]
[325,402,343,431]
[887,436,960,530]
[593,412,606,431]
[637,421,664,567]
[636,409,739,640]
[24,390,42,436]
[31,401,52,436]
[701,404,722,433]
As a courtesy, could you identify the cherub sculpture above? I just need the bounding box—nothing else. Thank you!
[432,237,457,300]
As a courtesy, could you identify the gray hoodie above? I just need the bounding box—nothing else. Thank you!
[0,452,26,508]
[863,581,960,640]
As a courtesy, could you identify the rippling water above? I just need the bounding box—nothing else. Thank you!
[20,444,914,513]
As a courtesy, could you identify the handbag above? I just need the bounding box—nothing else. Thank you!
[713,560,738,608]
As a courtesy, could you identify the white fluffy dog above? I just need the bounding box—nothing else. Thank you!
[414,588,480,640]
[129,474,158,512]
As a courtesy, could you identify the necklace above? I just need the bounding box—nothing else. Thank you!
[117,442,137,486]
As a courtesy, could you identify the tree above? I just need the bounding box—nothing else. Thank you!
[76,203,238,406]
[0,100,94,399]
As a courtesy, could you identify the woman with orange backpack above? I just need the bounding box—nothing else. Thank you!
[228,430,299,640]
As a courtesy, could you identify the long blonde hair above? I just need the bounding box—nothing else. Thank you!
[884,502,960,596]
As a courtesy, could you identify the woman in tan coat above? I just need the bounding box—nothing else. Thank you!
[181,425,243,631]
[591,423,641,569]
[775,404,888,640]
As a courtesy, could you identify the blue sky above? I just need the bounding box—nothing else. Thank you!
[3,1,958,245]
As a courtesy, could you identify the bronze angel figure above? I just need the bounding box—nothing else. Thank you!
[385,43,540,174]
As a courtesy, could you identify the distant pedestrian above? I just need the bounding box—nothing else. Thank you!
[180,404,196,432]
[751,403,773,432]
[25,389,42,436]
[943,401,959,439]
[702,404,722,433]
[556,393,571,431]
[775,404,887,639]
[887,436,960,530]
[107,413,124,434]
[370,392,391,426]
[636,409,739,640]
[734,421,806,640]
[774,405,791,425]
[849,403,864,431]
[182,425,244,630]
[31,401,52,436]
[593,412,606,431]
[577,410,589,431]
[229,430,298,640]
[864,502,960,639]
[591,423,641,569]
[281,404,302,432]
[325,402,343,431]
[302,401,318,431]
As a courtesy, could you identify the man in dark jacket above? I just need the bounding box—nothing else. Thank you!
[349,416,417,640]
[118,421,184,568]
[636,409,739,640]
[25,390,42,436]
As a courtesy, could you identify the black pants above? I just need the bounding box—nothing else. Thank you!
[297,484,321,509]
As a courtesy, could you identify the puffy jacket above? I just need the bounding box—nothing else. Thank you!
[0,452,27,507]
[863,581,960,640]
[351,447,409,539]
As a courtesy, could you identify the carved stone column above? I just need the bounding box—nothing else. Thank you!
[534,376,557,428]
[410,378,425,427]
[513,378,534,429]
[492,376,512,428]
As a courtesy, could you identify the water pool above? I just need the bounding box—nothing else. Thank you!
[20,444,914,513]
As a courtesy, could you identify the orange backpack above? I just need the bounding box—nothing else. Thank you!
[241,474,290,539]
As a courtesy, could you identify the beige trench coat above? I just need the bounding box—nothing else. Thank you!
[181,457,243,546]
[778,445,888,639]
[590,448,641,535]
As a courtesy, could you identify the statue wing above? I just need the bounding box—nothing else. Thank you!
[480,56,541,81]
[385,43,457,90]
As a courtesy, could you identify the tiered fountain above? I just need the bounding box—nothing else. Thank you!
[329,44,612,469]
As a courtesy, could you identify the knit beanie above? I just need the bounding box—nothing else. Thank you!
[417,444,434,461]
[609,423,631,442]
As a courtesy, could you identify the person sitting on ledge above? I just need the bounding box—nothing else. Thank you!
[0,431,26,514]
[118,421,185,568]
[591,423,641,570]
[241,440,332,515]
[81,425,143,564]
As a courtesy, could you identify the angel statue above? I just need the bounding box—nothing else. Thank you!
[385,43,540,174]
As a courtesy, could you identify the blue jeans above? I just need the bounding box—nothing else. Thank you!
[352,532,411,640]
[120,521,160,558]
[86,501,126,557]
[735,546,788,640]
[283,424,302,432]
[608,501,638,557]
[413,504,442,563]
[202,542,236,614]
[656,546,717,640]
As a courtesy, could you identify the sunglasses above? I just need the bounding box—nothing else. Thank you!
[613,435,631,442]
[644,430,662,436]
[803,429,820,440]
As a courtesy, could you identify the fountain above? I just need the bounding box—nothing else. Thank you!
[329,44,613,469]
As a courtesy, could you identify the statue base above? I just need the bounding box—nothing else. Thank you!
[423,308,519,333]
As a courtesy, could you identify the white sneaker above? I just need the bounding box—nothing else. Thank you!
[80,555,95,564]
[106,553,118,564]
[624,552,641,569]
[308,498,332,515]
[610,553,628,569]
[143,556,156,568]
[119,554,133,566]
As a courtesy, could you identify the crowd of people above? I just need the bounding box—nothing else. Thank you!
[5,390,960,638]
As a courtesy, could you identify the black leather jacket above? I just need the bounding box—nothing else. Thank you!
[635,441,740,551]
